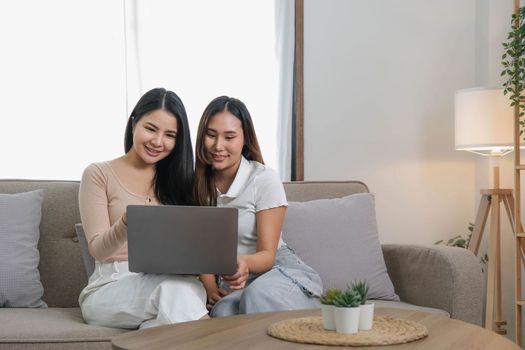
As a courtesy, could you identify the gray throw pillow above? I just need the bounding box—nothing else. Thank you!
[282,193,399,301]
[75,224,95,278]
[0,190,47,307]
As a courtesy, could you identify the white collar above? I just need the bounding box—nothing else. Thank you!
[219,156,252,198]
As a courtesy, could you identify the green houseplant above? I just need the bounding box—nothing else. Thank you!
[351,280,374,331]
[501,6,525,136]
[435,223,488,271]
[333,288,362,334]
[320,288,342,330]
[351,280,369,305]
[333,289,362,308]
[320,288,343,305]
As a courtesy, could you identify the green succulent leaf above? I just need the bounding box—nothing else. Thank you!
[333,288,362,308]
[320,288,343,305]
[351,280,369,305]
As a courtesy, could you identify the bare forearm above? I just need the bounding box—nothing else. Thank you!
[242,250,275,274]
[199,274,217,292]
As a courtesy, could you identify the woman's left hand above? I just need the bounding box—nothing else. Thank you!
[221,256,249,289]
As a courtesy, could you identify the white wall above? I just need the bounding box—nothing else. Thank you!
[303,0,476,245]
[303,0,524,342]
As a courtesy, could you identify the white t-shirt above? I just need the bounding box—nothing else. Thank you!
[216,157,288,255]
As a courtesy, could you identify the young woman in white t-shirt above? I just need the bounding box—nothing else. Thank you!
[194,96,322,316]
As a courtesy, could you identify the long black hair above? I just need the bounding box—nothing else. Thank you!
[194,96,263,206]
[124,88,194,205]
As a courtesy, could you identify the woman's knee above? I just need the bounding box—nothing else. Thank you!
[210,290,242,317]
[81,301,140,329]
[239,273,319,313]
[210,298,238,317]
[157,276,206,301]
[239,282,284,313]
[149,276,208,324]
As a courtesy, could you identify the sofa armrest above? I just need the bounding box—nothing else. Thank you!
[381,244,483,325]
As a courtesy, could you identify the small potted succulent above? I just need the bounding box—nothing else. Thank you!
[352,280,374,330]
[333,287,362,334]
[319,288,342,330]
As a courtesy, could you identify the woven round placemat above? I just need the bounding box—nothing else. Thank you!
[267,316,428,346]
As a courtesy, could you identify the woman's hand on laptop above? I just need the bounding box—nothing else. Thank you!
[221,256,249,289]
[205,287,230,310]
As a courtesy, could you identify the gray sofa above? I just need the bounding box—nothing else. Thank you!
[0,179,483,349]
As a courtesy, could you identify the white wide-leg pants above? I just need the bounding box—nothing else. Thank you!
[79,261,207,329]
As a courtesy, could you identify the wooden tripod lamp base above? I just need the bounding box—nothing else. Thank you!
[468,186,515,335]
[467,161,515,335]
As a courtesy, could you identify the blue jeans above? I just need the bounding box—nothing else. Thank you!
[210,246,322,317]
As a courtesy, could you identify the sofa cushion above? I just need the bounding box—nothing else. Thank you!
[371,300,449,317]
[75,224,95,278]
[0,190,46,308]
[0,307,126,343]
[282,193,399,301]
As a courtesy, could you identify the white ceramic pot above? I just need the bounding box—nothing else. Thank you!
[334,306,360,334]
[321,304,336,330]
[358,302,375,330]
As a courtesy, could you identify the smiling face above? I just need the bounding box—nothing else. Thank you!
[131,109,178,165]
[204,111,245,176]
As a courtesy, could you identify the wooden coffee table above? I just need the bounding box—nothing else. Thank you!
[111,308,520,349]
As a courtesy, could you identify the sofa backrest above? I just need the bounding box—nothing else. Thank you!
[0,179,368,308]
[283,181,369,201]
[0,180,83,308]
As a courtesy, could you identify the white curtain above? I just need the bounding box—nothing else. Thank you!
[275,0,295,181]
[123,0,142,116]
[0,0,125,180]
[122,1,289,175]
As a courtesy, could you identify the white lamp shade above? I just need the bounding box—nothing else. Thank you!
[454,87,515,152]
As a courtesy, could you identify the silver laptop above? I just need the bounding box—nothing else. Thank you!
[127,205,238,275]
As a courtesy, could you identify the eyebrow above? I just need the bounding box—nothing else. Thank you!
[206,128,237,135]
[145,121,177,134]
[144,122,158,129]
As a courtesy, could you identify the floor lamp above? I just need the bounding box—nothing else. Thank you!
[455,87,515,335]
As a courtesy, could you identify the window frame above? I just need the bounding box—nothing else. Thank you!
[293,0,304,181]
